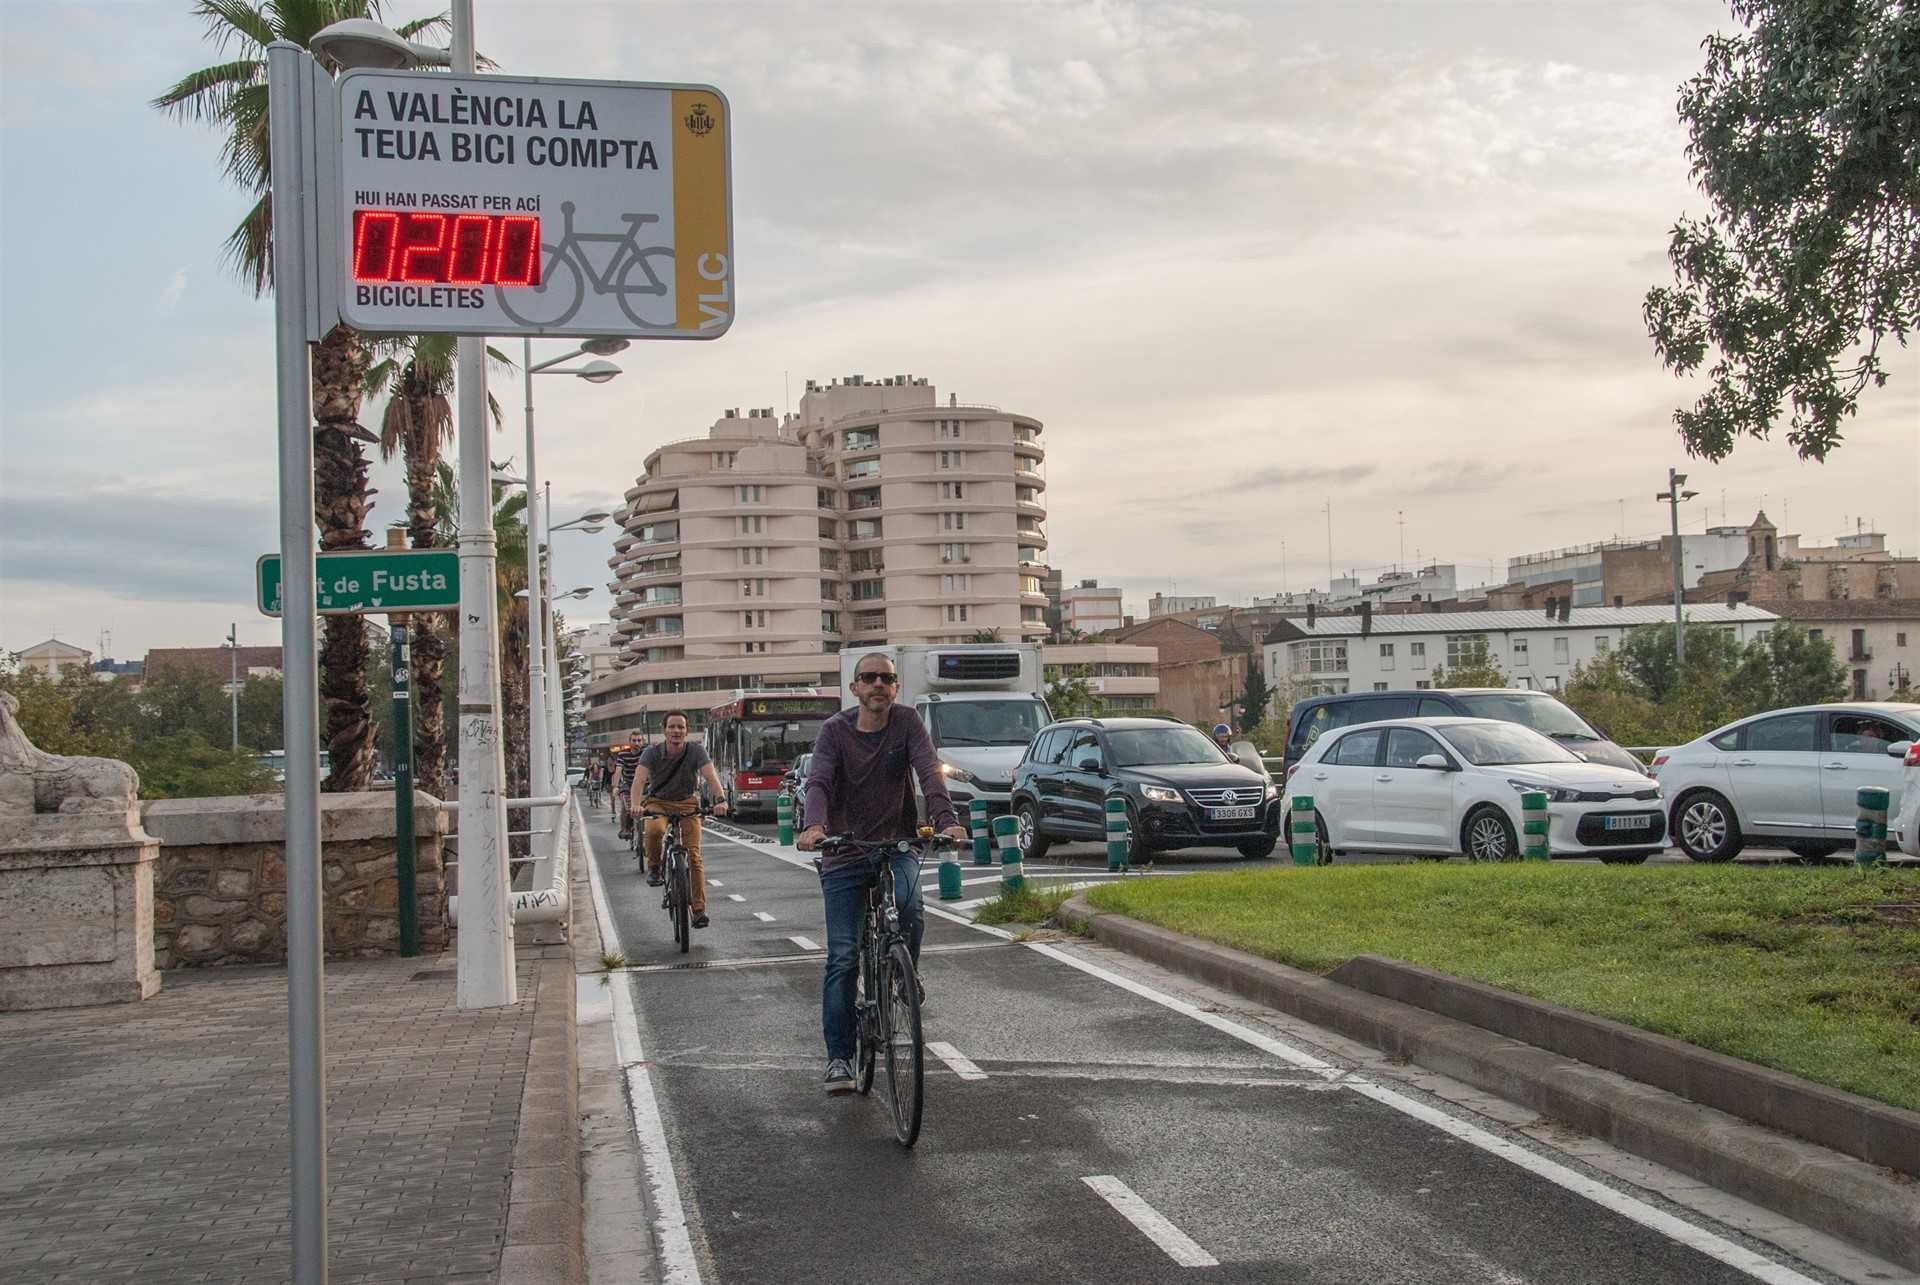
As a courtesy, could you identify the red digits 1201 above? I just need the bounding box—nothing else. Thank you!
[351,209,541,287]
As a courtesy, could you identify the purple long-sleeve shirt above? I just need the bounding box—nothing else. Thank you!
[804,704,959,868]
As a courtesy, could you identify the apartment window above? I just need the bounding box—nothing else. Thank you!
[940,482,965,500]
[821,611,840,633]
[1379,642,1395,671]
[816,487,836,510]
[849,487,881,511]
[938,450,966,470]
[854,610,887,633]
[1553,637,1570,664]
[942,512,967,531]
[940,543,972,564]
[737,515,763,535]
[1546,675,1562,691]
[1896,632,1908,647]
[743,641,767,654]
[850,518,882,540]
[636,520,678,544]
[1019,575,1042,594]
[819,548,839,571]
[740,610,767,629]
[736,484,763,503]
[819,517,838,540]
[844,428,878,451]
[820,579,837,601]
[1290,639,1348,675]
[851,579,885,602]
[738,546,765,566]
[850,548,884,573]
[1414,680,1431,690]
[936,420,962,440]
[739,578,766,598]
[1445,634,1489,668]
[845,458,880,480]
[1511,636,1530,665]
[711,451,736,470]
[1015,485,1039,505]
[946,604,970,623]
[1809,628,1824,642]
[943,574,973,592]
[1373,682,1389,691]
[1410,640,1427,669]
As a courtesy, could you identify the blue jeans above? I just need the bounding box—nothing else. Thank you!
[820,855,923,1061]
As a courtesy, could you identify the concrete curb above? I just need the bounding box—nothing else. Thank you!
[499,804,586,1285]
[1059,894,1920,1272]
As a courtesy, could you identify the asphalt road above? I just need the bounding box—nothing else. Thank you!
[584,804,1849,1285]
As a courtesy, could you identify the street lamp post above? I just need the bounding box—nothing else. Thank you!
[226,623,240,750]
[1655,468,1701,668]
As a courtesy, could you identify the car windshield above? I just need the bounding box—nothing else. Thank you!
[1107,726,1229,767]
[1437,722,1582,766]
[928,699,1048,746]
[1455,692,1599,739]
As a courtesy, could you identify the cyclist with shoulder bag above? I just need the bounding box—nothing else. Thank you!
[631,711,728,929]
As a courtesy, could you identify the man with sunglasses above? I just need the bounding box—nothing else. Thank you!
[797,653,969,1094]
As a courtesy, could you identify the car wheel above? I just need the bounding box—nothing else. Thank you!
[1463,805,1519,862]
[1598,851,1653,865]
[1122,800,1157,861]
[1237,835,1277,860]
[1280,811,1333,864]
[1673,790,1743,862]
[1015,802,1051,861]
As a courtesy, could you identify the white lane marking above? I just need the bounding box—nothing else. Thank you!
[582,819,704,1285]
[1081,1175,1219,1268]
[726,894,746,902]
[789,935,822,952]
[926,1040,987,1081]
[753,911,776,922]
[1025,943,1825,1285]
[708,879,724,887]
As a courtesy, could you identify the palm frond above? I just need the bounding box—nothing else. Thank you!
[392,13,451,40]
[194,0,279,55]
[149,58,260,120]
[364,356,399,399]
[223,193,273,296]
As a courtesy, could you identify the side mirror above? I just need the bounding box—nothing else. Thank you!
[1415,753,1451,771]
[1075,755,1105,774]
[1888,741,1914,759]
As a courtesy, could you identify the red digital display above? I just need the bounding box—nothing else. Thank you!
[351,210,541,286]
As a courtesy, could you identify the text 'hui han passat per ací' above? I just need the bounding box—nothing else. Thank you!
[349,87,661,170]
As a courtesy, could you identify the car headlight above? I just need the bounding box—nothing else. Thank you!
[939,761,976,785]
[1508,779,1579,803]
[1264,783,1279,801]
[1141,785,1183,803]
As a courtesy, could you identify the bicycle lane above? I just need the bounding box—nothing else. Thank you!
[592,826,1841,1285]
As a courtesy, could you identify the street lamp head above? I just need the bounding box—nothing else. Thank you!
[575,359,622,385]
[578,524,606,535]
[1672,472,1689,486]
[492,470,527,486]
[581,338,631,357]
[1682,490,1701,501]
[310,18,450,69]
[579,511,613,524]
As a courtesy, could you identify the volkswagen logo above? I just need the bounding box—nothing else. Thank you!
[1221,790,1239,805]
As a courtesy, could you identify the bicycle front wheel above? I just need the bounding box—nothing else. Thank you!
[882,941,924,1146]
[674,861,691,954]
[854,960,876,1095]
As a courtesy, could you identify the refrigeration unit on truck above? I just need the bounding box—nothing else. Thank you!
[839,644,1050,822]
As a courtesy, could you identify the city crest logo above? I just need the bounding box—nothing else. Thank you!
[684,103,716,137]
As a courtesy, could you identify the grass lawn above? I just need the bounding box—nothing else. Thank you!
[1086,863,1920,1113]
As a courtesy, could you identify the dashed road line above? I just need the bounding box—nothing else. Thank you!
[925,1040,987,1081]
[1081,1175,1219,1268]
[753,911,776,922]
[788,935,822,952]
[726,894,745,902]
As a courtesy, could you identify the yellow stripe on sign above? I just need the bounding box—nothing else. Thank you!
[672,90,731,333]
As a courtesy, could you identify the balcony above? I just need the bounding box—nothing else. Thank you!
[628,556,682,581]
[1850,646,1873,662]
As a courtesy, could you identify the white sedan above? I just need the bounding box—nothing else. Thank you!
[1285,717,1666,863]
[1652,702,1920,862]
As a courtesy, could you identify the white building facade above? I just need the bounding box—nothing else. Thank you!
[1061,581,1124,634]
[1041,642,1159,711]
[1263,604,1782,696]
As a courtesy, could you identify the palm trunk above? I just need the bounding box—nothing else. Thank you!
[404,409,450,799]
[312,324,376,792]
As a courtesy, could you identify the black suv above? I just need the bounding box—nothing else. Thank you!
[1283,688,1646,777]
[1011,717,1281,860]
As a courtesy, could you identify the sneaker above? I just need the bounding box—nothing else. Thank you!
[646,872,664,887]
[692,913,709,929]
[823,1058,855,1094]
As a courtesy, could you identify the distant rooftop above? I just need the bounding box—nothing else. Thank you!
[1270,603,1779,639]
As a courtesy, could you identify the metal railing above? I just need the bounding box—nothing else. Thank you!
[445,790,575,926]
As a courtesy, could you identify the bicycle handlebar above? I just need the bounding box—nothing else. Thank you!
[816,832,961,857]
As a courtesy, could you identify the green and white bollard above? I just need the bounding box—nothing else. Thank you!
[776,791,794,847]
[1289,795,1319,866]
[993,813,1024,896]
[971,799,992,866]
[1104,797,1131,872]
[1520,792,1549,862]
[1855,786,1891,869]
[937,852,963,900]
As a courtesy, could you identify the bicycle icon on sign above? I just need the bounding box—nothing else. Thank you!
[495,201,675,330]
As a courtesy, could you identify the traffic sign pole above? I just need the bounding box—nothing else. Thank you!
[450,0,518,1012]
[266,41,329,1285]
[392,623,418,956]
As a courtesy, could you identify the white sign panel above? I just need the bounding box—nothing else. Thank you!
[336,70,732,339]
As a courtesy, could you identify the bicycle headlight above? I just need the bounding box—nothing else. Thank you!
[1141,785,1182,804]
[939,761,976,785]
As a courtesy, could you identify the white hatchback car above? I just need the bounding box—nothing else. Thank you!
[1285,717,1666,863]
[1652,702,1920,862]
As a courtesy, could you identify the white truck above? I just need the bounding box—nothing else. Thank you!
[839,643,1051,823]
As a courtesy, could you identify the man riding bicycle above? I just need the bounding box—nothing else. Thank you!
[797,653,969,1094]
[613,743,642,838]
[629,711,728,929]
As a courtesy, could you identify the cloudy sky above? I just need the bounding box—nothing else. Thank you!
[3,0,1916,661]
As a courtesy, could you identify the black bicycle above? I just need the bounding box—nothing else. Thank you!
[816,831,957,1146]
[644,803,716,954]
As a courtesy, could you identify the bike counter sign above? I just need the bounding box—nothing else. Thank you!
[336,71,732,340]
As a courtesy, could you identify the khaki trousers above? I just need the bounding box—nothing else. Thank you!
[642,799,704,913]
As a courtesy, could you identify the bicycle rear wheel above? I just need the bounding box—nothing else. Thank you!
[673,859,691,954]
[882,941,924,1146]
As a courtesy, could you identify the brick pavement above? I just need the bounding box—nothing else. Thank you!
[0,949,555,1284]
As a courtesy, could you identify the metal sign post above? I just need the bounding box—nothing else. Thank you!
[391,621,418,957]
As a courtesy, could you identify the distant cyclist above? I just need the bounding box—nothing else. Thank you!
[629,711,728,928]
[1211,722,1242,763]
[613,743,642,838]
[797,652,968,1094]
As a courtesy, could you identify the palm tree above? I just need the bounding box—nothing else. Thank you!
[152,1,450,792]
[366,335,508,799]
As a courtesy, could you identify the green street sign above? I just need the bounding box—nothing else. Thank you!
[257,549,460,617]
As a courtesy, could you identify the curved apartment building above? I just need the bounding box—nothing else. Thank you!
[586,374,1050,748]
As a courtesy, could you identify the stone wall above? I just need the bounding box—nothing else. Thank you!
[140,792,449,969]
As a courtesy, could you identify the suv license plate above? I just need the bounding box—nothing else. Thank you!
[1603,815,1651,831]
[1209,806,1257,821]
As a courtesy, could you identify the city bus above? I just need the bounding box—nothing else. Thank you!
[704,689,840,817]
